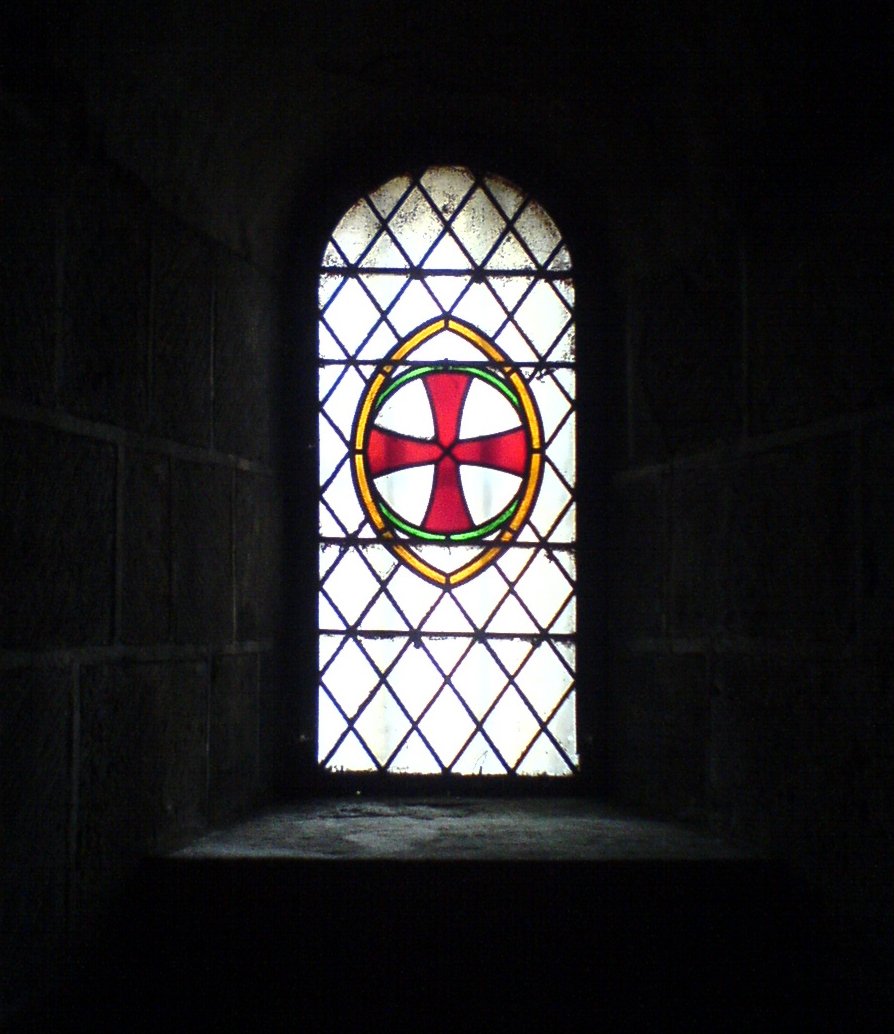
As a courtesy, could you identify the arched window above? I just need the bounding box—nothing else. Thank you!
[317,167,576,776]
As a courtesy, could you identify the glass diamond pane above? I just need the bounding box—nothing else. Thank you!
[388,188,444,265]
[419,166,475,220]
[483,687,541,768]
[514,640,574,719]
[514,280,572,352]
[321,636,381,719]
[322,549,381,626]
[514,200,563,267]
[417,688,475,766]
[330,200,382,264]
[353,689,412,766]
[323,277,381,354]
[449,188,505,264]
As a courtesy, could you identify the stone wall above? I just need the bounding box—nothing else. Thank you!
[1,89,282,1016]
[607,193,893,923]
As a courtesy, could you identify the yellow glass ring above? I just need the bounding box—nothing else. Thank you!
[352,317,543,586]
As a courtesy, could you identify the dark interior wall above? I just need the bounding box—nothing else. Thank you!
[2,0,891,1018]
[606,9,893,923]
[1,10,282,1015]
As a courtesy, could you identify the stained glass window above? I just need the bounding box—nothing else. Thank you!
[317,167,576,776]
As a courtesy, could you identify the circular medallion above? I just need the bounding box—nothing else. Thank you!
[353,318,543,585]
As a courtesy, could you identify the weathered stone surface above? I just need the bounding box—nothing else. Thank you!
[1,420,115,648]
[76,660,208,919]
[59,162,150,428]
[0,667,70,1018]
[213,250,274,461]
[235,471,280,640]
[710,653,893,920]
[210,652,259,823]
[862,422,894,636]
[259,648,285,793]
[0,110,58,406]
[748,232,894,433]
[608,652,708,816]
[669,464,726,636]
[150,212,213,446]
[632,261,740,461]
[726,436,852,637]
[171,459,232,644]
[609,473,666,636]
[121,448,170,644]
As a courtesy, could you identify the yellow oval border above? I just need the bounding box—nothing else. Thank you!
[353,317,543,586]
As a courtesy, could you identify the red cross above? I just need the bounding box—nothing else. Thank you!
[366,371,528,534]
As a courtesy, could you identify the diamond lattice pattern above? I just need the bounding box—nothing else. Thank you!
[318,167,577,775]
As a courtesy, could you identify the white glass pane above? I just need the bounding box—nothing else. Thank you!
[422,233,472,270]
[376,376,435,436]
[485,231,536,271]
[321,462,365,534]
[331,199,382,264]
[486,274,535,314]
[354,690,412,766]
[493,322,540,364]
[317,690,348,761]
[318,322,347,360]
[386,279,441,337]
[532,371,574,444]
[417,688,475,765]
[452,732,510,775]
[359,271,406,312]
[385,641,445,719]
[359,228,409,270]
[514,200,562,267]
[320,365,365,439]
[425,272,471,313]
[318,418,347,486]
[516,733,573,776]
[483,687,541,768]
[321,637,380,719]
[548,246,573,272]
[421,592,474,634]
[389,732,441,774]
[514,640,574,719]
[449,187,505,264]
[368,174,412,220]
[327,731,376,772]
[514,279,572,352]
[460,467,522,525]
[486,593,539,635]
[452,644,507,718]
[450,281,511,337]
[323,276,381,354]
[483,175,524,220]
[388,188,444,265]
[512,550,573,629]
[459,376,521,437]
[418,166,475,219]
[409,328,484,363]
[322,549,381,626]
[375,466,435,527]
[318,271,342,306]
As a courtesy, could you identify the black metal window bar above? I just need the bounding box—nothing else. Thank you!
[317,167,577,776]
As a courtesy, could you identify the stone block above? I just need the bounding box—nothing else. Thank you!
[748,232,894,433]
[0,110,58,406]
[76,660,208,918]
[121,448,170,644]
[150,212,213,446]
[259,648,286,793]
[1,420,115,648]
[171,459,232,644]
[213,250,274,461]
[863,422,894,635]
[669,464,726,636]
[710,653,893,919]
[609,473,666,636]
[726,435,852,638]
[59,162,150,428]
[632,262,740,461]
[235,471,280,641]
[608,652,708,815]
[210,652,259,822]
[0,667,70,1018]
